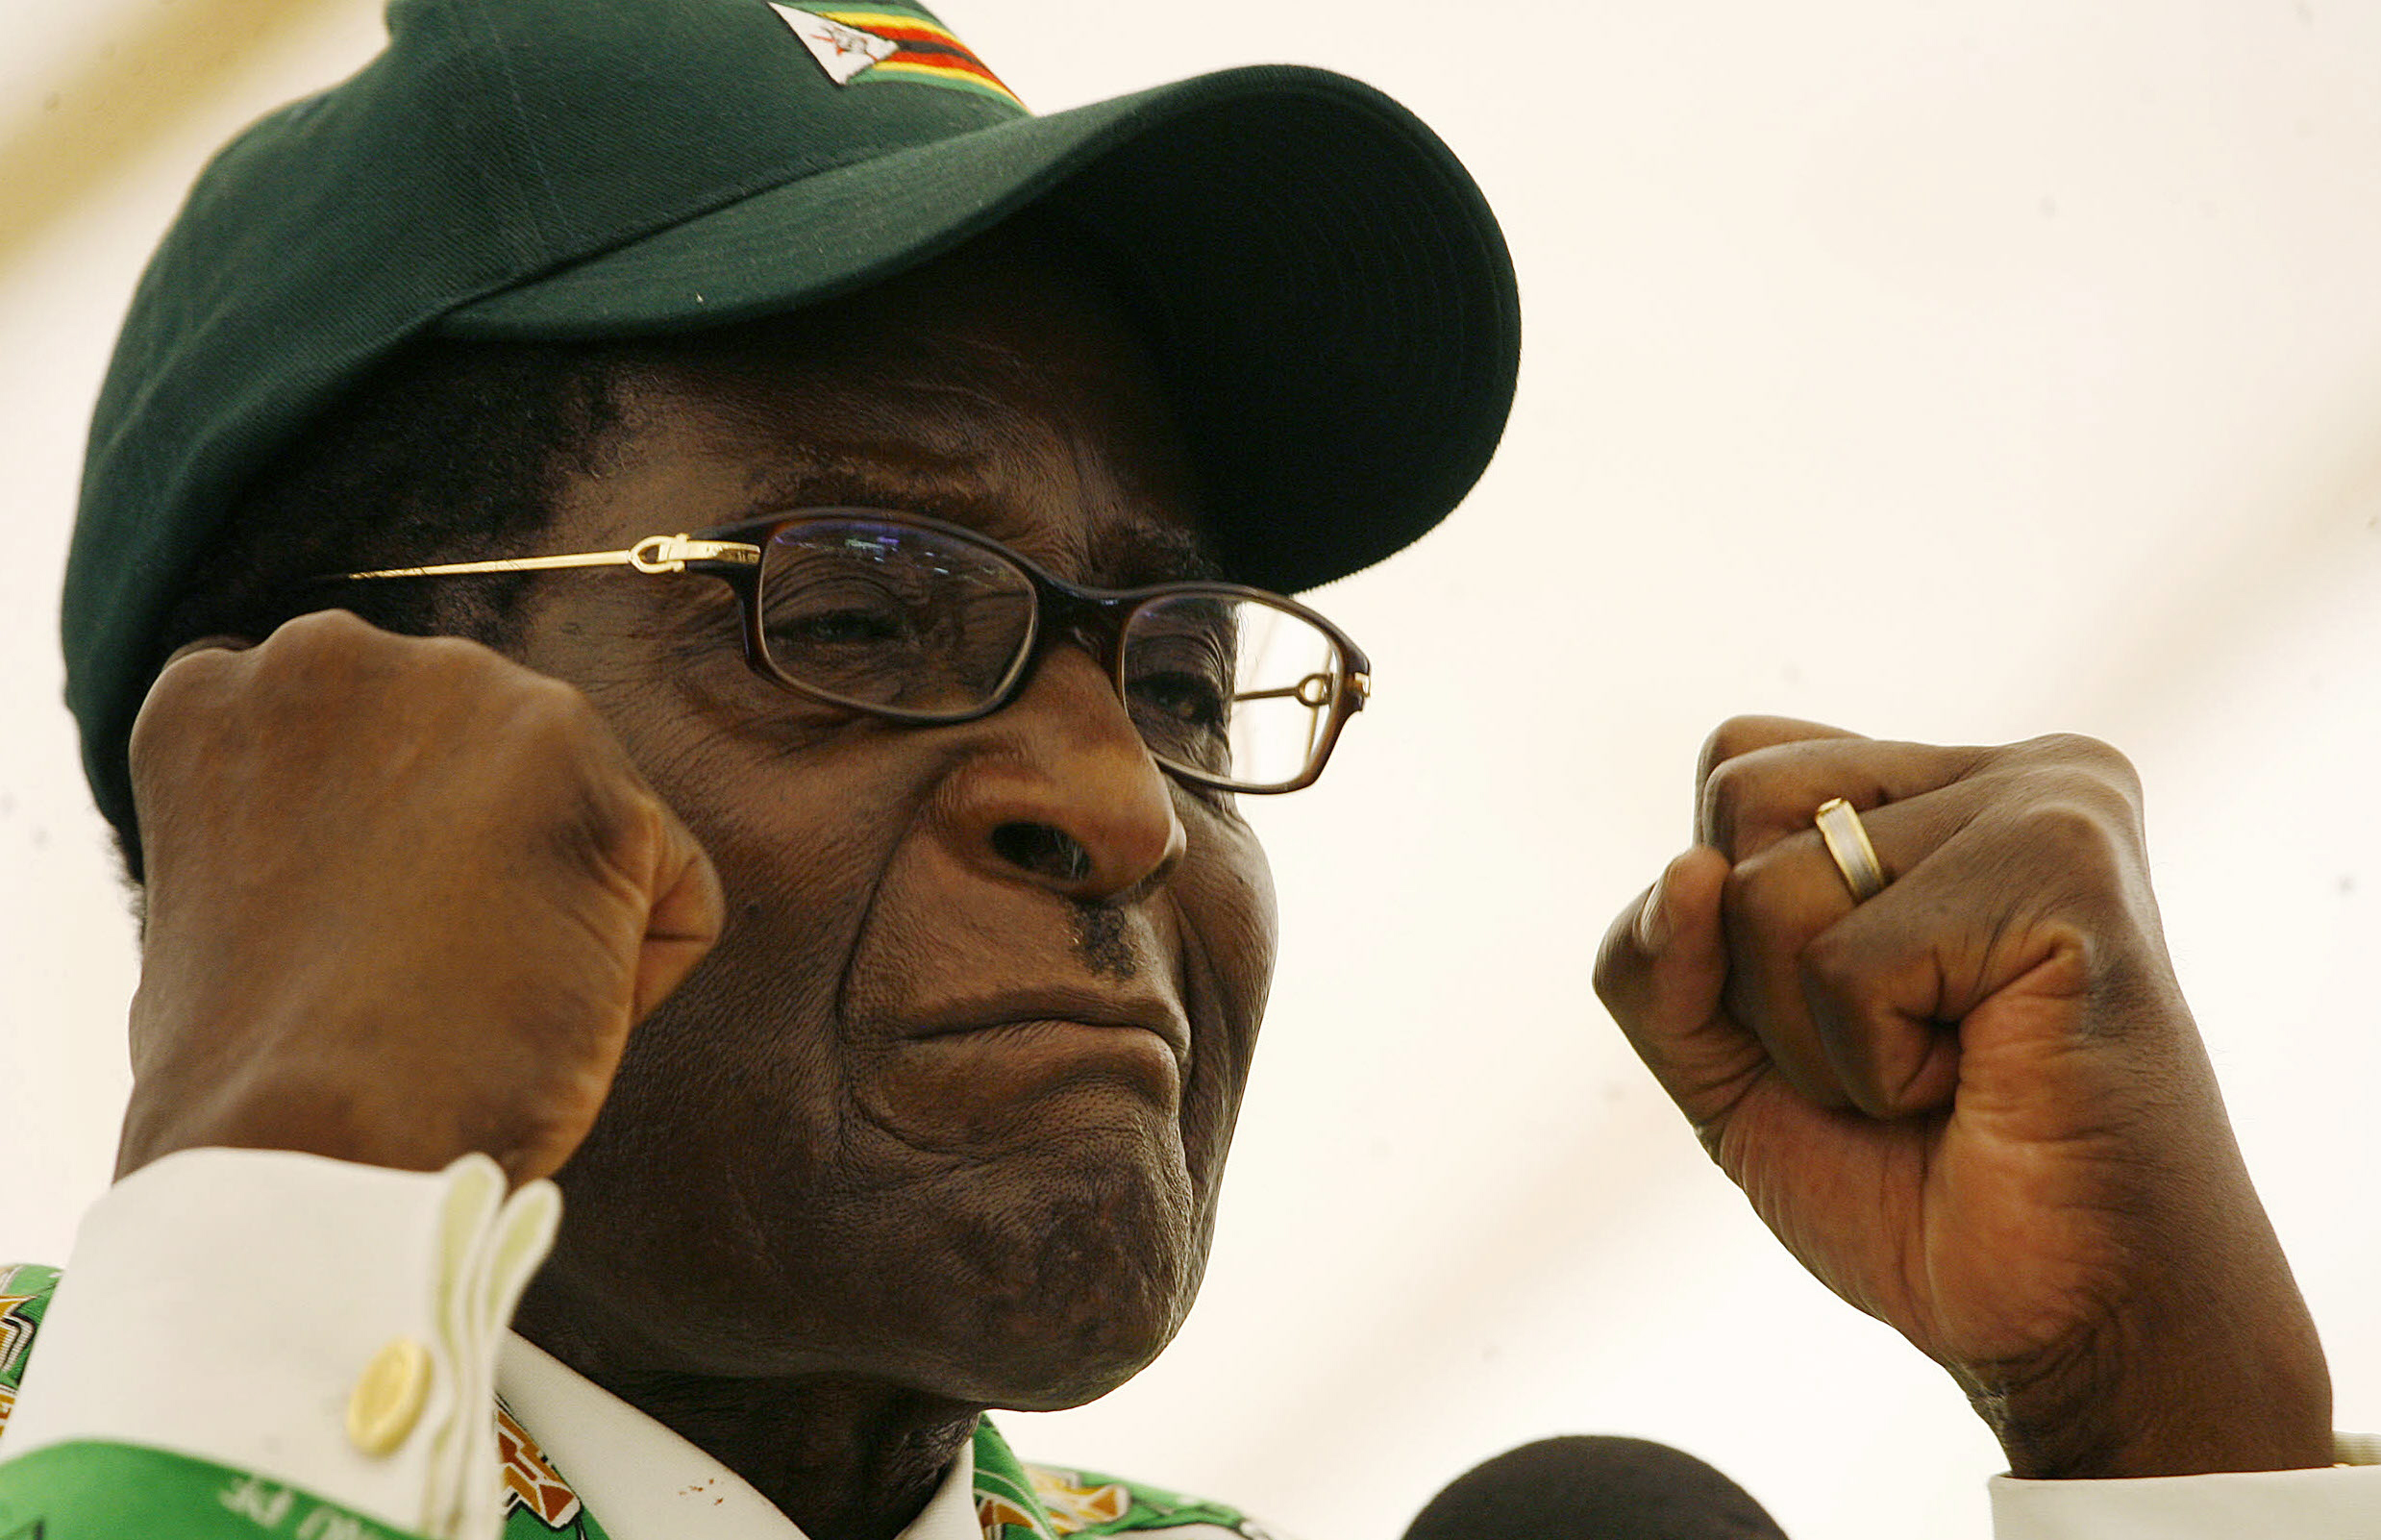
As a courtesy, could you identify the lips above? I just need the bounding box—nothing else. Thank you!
[903,986,1191,1066]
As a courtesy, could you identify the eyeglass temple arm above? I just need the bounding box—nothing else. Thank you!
[1225,667,1372,770]
[1231,671,1372,709]
[339,534,761,581]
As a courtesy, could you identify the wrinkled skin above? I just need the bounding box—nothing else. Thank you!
[1595,716,2331,1480]
[120,240,1277,1540]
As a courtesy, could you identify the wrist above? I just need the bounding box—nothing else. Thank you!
[116,1066,484,1181]
[1968,1306,2333,1479]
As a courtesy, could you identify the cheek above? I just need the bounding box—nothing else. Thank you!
[610,687,926,1088]
[1175,807,1278,1173]
[633,660,916,932]
[1199,801,1279,1006]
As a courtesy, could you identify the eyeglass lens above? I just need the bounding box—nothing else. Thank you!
[756,518,1348,790]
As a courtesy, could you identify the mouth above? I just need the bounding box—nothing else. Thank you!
[905,987,1192,1067]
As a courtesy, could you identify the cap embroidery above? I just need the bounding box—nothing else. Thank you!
[769,3,1027,112]
[771,4,898,86]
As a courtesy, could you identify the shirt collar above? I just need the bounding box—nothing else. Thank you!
[496,1332,983,1540]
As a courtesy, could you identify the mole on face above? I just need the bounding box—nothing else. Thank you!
[1071,901,1135,980]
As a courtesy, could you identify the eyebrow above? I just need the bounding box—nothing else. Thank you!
[724,462,973,528]
[1085,519,1220,587]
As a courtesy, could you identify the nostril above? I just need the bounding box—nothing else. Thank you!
[990,821,1093,883]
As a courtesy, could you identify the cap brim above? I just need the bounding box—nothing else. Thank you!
[440,64,1520,594]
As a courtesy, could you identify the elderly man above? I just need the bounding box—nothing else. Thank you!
[0,3,1516,1538]
[0,4,2367,1540]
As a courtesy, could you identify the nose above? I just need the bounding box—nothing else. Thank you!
[938,646,1186,903]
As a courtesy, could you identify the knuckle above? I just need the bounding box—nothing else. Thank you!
[129,657,228,774]
[1699,715,1776,781]
[2017,794,2102,847]
[2008,798,2130,887]
[1721,841,1827,935]
[408,633,520,701]
[527,667,598,716]
[1798,921,1862,990]
[2021,732,2142,799]
[269,606,377,654]
[494,658,573,709]
[1797,925,1887,1025]
[245,609,385,690]
[514,674,611,755]
[421,630,516,672]
[1698,752,1774,852]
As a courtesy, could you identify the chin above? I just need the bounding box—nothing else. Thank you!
[918,1142,1213,1408]
[532,1019,1229,1403]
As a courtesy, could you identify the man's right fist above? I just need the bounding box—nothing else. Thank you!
[118,609,723,1186]
[1594,717,2329,1479]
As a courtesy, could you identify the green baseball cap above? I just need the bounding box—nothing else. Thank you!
[63,0,1521,845]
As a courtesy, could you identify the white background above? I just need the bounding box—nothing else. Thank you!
[10,3,2381,1537]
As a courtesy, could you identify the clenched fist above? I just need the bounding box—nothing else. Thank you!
[1595,716,2330,1479]
[119,609,723,1187]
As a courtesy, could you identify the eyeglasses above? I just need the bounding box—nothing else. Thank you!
[335,509,1371,794]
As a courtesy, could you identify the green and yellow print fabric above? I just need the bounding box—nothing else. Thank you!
[0,1264,58,1440]
[0,1264,1275,1540]
[973,1423,1277,1540]
[2,1263,422,1539]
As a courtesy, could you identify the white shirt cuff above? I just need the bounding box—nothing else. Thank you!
[1991,1439,2381,1538]
[0,1148,558,1540]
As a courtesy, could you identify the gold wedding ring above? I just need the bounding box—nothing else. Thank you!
[1813,797,1888,902]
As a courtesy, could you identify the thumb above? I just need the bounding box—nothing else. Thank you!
[1595,846,1763,1130]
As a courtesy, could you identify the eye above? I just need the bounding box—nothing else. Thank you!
[777,603,903,646]
[765,579,912,650]
[1128,666,1228,728]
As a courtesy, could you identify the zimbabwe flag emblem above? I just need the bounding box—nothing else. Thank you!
[770,4,1027,112]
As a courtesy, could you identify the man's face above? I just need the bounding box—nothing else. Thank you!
[507,237,1278,1407]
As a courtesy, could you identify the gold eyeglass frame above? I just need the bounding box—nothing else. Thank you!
[332,508,1372,794]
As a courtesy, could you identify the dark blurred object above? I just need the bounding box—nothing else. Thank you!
[1401,1435,1791,1540]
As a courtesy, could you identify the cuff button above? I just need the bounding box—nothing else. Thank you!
[346,1336,433,1456]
